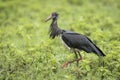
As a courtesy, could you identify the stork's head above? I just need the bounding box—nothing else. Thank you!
[45,12,58,22]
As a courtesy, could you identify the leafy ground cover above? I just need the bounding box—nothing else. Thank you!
[0,0,120,80]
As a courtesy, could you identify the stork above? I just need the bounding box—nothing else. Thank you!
[45,12,105,68]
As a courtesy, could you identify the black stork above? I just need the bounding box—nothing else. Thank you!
[45,12,105,68]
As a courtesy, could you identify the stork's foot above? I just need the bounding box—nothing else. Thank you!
[61,59,82,68]
[61,62,69,68]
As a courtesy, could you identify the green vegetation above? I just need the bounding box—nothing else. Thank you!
[0,0,120,80]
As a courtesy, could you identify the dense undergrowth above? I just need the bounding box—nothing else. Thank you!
[0,0,120,80]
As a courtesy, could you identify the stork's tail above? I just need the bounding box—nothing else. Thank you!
[94,45,106,56]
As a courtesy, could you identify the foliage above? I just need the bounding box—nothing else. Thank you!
[0,0,120,80]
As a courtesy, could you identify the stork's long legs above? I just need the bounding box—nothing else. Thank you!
[77,51,82,61]
[74,51,82,67]
[61,50,82,68]
[74,50,79,67]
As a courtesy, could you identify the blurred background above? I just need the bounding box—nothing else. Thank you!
[0,0,120,80]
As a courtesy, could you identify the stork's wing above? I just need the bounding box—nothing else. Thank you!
[62,31,105,56]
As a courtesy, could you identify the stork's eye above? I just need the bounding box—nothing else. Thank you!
[52,13,56,16]
[51,12,58,17]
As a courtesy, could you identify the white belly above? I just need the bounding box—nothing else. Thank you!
[59,34,71,50]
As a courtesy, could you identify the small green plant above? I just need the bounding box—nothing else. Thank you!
[0,0,120,80]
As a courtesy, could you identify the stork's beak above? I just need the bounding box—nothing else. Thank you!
[45,15,52,22]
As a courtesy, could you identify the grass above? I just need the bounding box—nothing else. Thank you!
[0,0,120,80]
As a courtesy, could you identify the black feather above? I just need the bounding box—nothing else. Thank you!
[62,31,105,56]
[49,19,62,39]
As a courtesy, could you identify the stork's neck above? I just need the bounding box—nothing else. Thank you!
[49,18,63,39]
[51,18,58,26]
